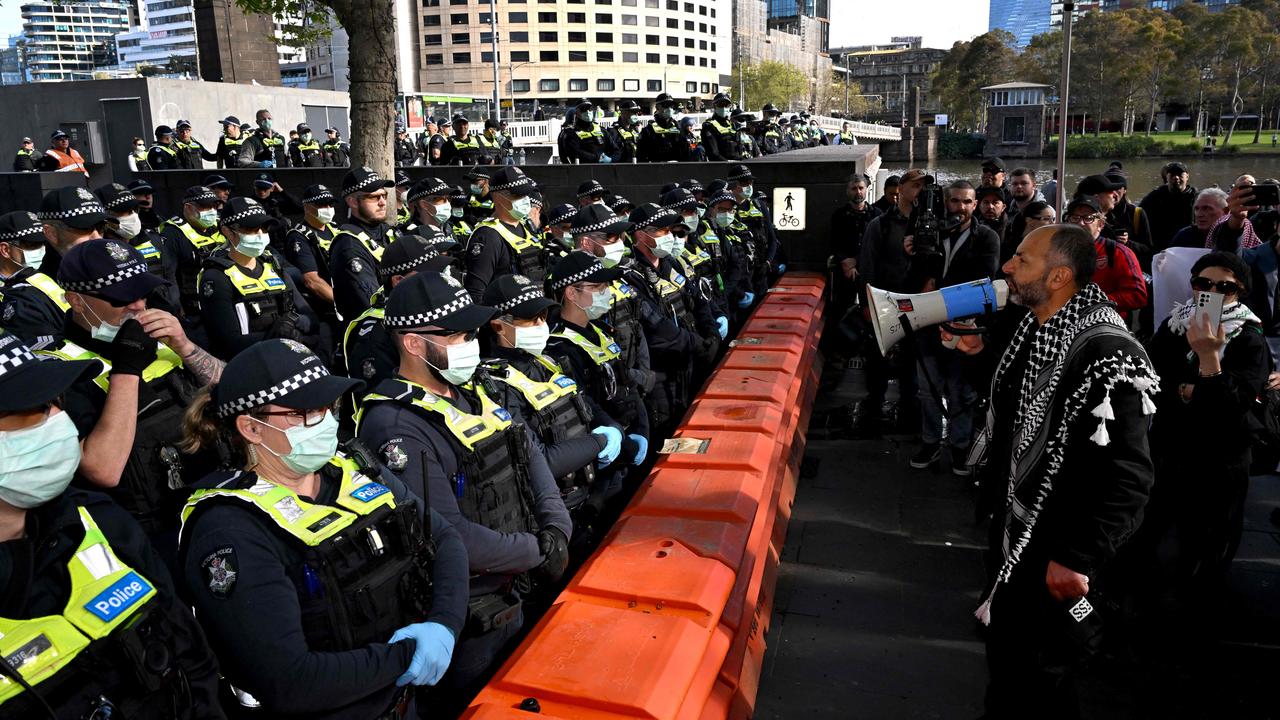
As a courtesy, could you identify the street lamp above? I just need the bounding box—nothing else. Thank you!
[1056,1,1075,212]
[489,0,500,122]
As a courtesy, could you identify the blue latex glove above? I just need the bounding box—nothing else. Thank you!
[599,154,613,164]
[737,291,755,308]
[389,622,455,687]
[776,263,787,275]
[715,315,729,339]
[592,425,623,464]
[628,434,648,465]
[259,160,275,169]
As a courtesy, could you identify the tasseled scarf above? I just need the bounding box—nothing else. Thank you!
[967,283,1159,626]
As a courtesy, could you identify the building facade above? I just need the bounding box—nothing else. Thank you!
[989,0,1053,48]
[981,81,1049,158]
[116,0,199,75]
[733,0,831,111]
[1,36,25,85]
[831,38,947,125]
[20,0,132,82]
[193,0,282,86]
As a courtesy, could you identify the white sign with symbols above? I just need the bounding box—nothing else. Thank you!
[772,187,806,231]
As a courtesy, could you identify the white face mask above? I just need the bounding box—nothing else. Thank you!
[252,411,338,475]
[419,336,481,385]
[433,202,452,224]
[649,231,676,258]
[115,212,142,240]
[510,196,533,221]
[235,231,270,258]
[598,240,627,268]
[20,245,46,270]
[0,411,81,509]
[509,320,550,356]
[451,206,465,218]
[83,301,134,344]
[556,230,574,249]
[682,214,699,232]
[196,209,219,229]
[582,289,613,320]
[315,207,335,224]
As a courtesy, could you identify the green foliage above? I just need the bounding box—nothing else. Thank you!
[1044,135,1207,158]
[937,132,986,159]
[235,0,335,47]
[732,60,811,111]
[930,30,1018,132]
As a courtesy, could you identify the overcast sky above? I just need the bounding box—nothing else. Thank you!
[830,0,990,50]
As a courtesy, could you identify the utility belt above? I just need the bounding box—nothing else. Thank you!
[466,589,523,637]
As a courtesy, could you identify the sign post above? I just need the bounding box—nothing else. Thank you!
[772,187,806,231]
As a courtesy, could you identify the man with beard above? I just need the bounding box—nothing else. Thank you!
[1008,168,1045,215]
[1102,171,1153,271]
[1140,162,1196,251]
[977,185,1011,247]
[952,223,1156,719]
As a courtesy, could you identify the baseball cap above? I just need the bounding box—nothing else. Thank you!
[203,174,234,190]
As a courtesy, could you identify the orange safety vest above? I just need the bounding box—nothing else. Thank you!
[45,147,88,176]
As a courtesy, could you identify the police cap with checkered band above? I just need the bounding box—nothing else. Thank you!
[38,187,106,230]
[0,330,100,413]
[211,339,362,419]
[93,183,141,214]
[384,270,497,332]
[547,250,622,292]
[0,211,47,245]
[482,273,559,319]
[220,197,280,231]
[378,229,455,282]
[57,238,168,305]
[341,166,395,198]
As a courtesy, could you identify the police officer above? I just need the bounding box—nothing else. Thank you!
[241,109,289,168]
[394,171,413,226]
[838,121,856,145]
[147,124,182,170]
[202,174,235,205]
[12,136,36,172]
[283,184,340,312]
[703,187,755,322]
[96,183,180,315]
[46,239,226,552]
[214,116,248,169]
[463,166,546,300]
[330,167,398,321]
[480,274,622,517]
[447,185,474,245]
[733,112,762,158]
[178,339,469,719]
[198,197,313,359]
[758,104,786,155]
[33,186,110,283]
[174,119,218,170]
[662,188,728,335]
[344,229,455,398]
[463,168,495,224]
[322,127,350,167]
[394,125,418,166]
[604,100,641,163]
[701,93,741,161]
[160,186,227,319]
[728,164,783,296]
[439,115,486,166]
[541,203,577,269]
[355,271,571,695]
[478,119,509,164]
[562,101,606,164]
[128,179,162,231]
[573,180,604,209]
[0,211,68,349]
[607,195,634,220]
[399,176,454,237]
[637,93,685,162]
[545,251,649,502]
[289,123,326,167]
[0,330,226,719]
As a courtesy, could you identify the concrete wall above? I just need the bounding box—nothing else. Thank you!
[880,126,938,164]
[146,78,350,148]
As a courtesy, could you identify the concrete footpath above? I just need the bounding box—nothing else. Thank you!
[756,361,1280,719]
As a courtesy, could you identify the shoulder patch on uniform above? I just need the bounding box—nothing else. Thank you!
[202,280,215,297]
[202,546,238,599]
[380,440,408,471]
[349,258,364,274]
[2,304,13,321]
[361,358,377,379]
[470,240,484,257]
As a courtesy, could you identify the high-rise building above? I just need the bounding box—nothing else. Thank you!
[20,0,132,82]
[1,36,25,85]
[412,0,731,116]
[989,0,1053,47]
[116,0,199,75]
[1098,0,1242,11]
[193,0,282,85]
[830,39,948,123]
[734,0,831,111]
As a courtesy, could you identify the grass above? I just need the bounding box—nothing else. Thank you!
[1049,129,1280,155]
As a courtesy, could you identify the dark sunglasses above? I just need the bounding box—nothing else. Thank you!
[1191,276,1242,295]
[416,328,479,342]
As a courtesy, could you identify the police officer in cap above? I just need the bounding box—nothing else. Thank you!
[283,184,340,314]
[463,168,495,224]
[662,188,728,333]
[439,114,485,166]
[179,339,469,719]
[344,229,456,400]
[637,93,685,162]
[34,186,108,281]
[702,93,742,162]
[160,186,227,320]
[330,167,398,321]
[463,166,546,300]
[12,136,36,172]
[241,109,289,169]
[355,271,572,697]
[127,179,162,231]
[0,330,226,719]
[322,128,350,167]
[199,197,314,360]
[447,185,474,244]
[0,211,69,349]
[214,116,248,169]
[758,104,786,155]
[697,186,753,323]
[289,123,326,167]
[604,100,641,163]
[46,240,226,555]
[541,203,578,268]
[733,111,761,158]
[576,179,608,209]
[147,125,182,170]
[202,174,234,205]
[394,125,418,167]
[728,164,783,295]
[96,183,181,315]
[174,119,218,170]
[562,100,606,164]
[393,171,413,227]
[480,273,623,520]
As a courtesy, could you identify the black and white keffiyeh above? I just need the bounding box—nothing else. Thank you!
[969,283,1159,625]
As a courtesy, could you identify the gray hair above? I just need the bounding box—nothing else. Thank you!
[1195,187,1228,208]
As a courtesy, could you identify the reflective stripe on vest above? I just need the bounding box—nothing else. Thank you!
[165,218,226,251]
[477,218,540,254]
[0,507,157,705]
[134,238,162,262]
[205,258,288,299]
[493,360,577,412]
[650,122,680,135]
[576,123,604,141]
[41,341,183,393]
[180,456,395,547]
[338,229,388,261]
[356,380,512,451]
[607,280,636,308]
[737,199,765,221]
[342,301,385,361]
[550,325,621,366]
[707,118,734,137]
[295,140,321,153]
[25,272,70,312]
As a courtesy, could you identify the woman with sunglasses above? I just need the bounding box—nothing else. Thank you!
[1146,251,1269,585]
[178,339,469,720]
[0,331,225,719]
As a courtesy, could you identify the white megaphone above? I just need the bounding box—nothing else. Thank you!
[867,278,1008,355]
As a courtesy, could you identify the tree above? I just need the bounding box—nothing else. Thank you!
[928,30,1017,133]
[236,0,397,181]
[733,60,810,113]
[1134,9,1184,136]
[815,77,874,118]
[1212,6,1265,143]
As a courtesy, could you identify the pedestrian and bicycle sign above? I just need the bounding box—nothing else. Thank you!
[772,187,805,231]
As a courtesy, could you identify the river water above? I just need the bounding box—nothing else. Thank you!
[882,155,1280,198]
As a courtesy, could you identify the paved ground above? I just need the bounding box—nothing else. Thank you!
[756,360,1280,720]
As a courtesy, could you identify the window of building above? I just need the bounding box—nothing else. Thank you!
[698,39,706,49]
[684,38,693,48]
[698,22,706,32]
[667,0,678,8]
[513,79,531,92]
[598,78,615,91]
[645,34,658,45]
[478,11,491,22]
[509,11,528,21]
[453,52,471,63]
[645,15,658,26]
[666,36,677,46]
[684,20,693,30]
[512,50,530,61]
[539,30,558,41]
[623,0,636,5]
[569,78,588,91]
[424,34,442,46]
[568,31,586,41]
[537,11,556,21]
[699,4,706,14]
[701,82,710,93]
[645,52,659,63]
[624,79,640,91]
[540,50,559,61]
[598,0,614,3]
[449,13,467,25]
[480,31,493,43]
[622,33,637,43]
[597,50,613,61]
[685,81,697,93]
[666,18,677,28]
[452,32,469,43]
[540,79,560,91]
[569,50,588,61]
[646,0,658,6]
[425,53,444,64]
[699,57,706,66]
[424,15,441,26]
[596,12,612,22]
[684,1,694,11]
[1003,116,1026,143]
[622,13,637,24]
[510,31,528,41]
[684,55,694,65]
[647,79,663,91]
[667,53,678,64]
[449,0,466,4]
[567,12,586,22]
[596,31,613,41]
[623,51,638,61]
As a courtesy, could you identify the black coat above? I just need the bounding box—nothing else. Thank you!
[1139,184,1197,252]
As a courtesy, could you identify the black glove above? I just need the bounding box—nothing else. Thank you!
[269,312,303,342]
[532,527,569,584]
[696,336,719,365]
[105,319,157,377]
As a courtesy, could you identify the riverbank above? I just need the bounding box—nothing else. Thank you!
[1045,130,1280,158]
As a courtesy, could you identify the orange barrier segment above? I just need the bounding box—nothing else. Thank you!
[466,274,827,720]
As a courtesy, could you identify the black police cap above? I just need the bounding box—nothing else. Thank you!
[221,197,279,230]
[127,179,154,195]
[379,229,454,281]
[38,187,106,230]
[301,184,335,205]
[548,250,623,292]
[58,239,167,305]
[726,164,754,182]
[407,177,451,203]
[569,204,631,236]
[183,186,221,207]
[342,166,395,197]
[545,203,577,227]
[488,167,536,196]
[483,273,559,318]
[212,339,360,419]
[576,179,607,199]
[629,203,679,230]
[202,174,234,190]
[94,183,141,213]
[0,211,46,244]
[384,270,496,332]
[253,173,274,190]
[0,331,99,413]
[661,188,698,211]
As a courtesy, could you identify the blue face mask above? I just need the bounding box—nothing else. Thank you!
[510,196,532,221]
[470,184,483,196]
[0,411,81,509]
[234,231,270,258]
[254,411,339,475]
[714,212,735,229]
[433,202,452,224]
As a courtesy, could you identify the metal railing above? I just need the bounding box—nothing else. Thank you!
[505,114,902,146]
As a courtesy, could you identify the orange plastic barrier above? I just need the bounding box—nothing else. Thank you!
[465,272,827,720]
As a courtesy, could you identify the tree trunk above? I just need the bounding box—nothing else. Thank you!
[327,0,397,183]
[1253,72,1270,144]
[1145,73,1159,137]
[1225,64,1243,145]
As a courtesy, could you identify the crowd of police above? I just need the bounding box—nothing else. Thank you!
[0,157,785,718]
